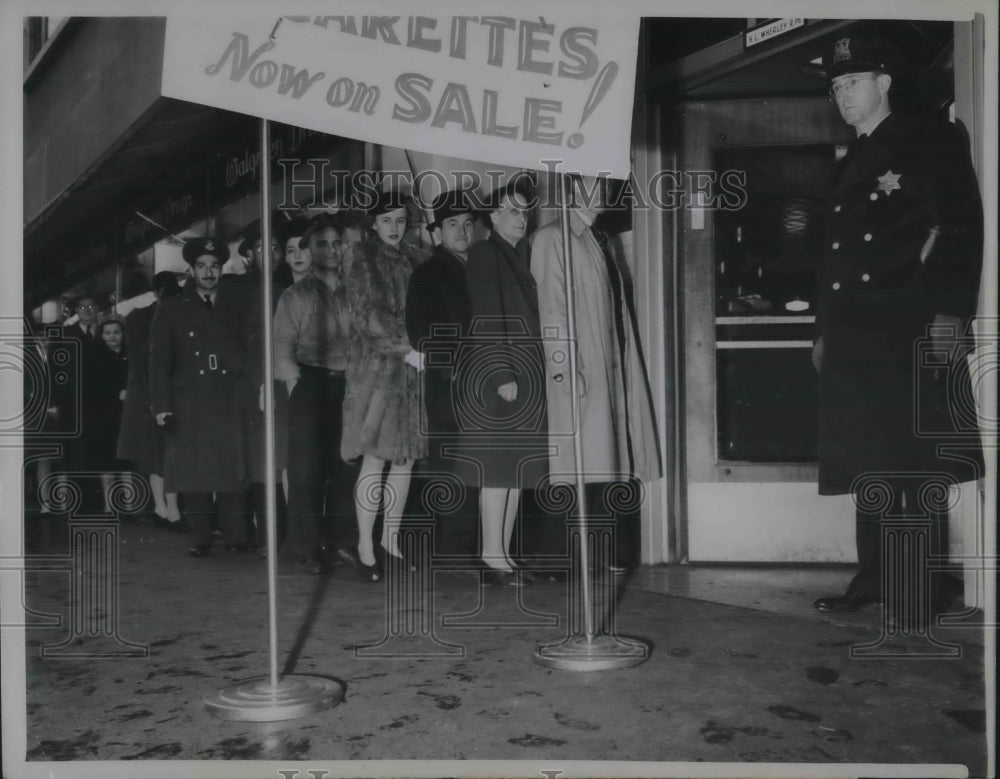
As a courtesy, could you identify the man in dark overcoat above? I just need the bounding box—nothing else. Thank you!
[149,238,251,556]
[812,33,984,620]
[406,189,481,559]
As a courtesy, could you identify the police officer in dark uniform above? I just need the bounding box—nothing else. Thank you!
[149,238,251,556]
[812,33,984,618]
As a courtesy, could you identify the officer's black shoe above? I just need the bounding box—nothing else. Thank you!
[813,592,880,612]
[188,545,211,558]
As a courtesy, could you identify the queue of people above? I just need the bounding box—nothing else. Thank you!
[134,174,658,585]
[27,171,662,588]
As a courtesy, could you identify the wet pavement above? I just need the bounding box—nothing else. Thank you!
[16,513,989,775]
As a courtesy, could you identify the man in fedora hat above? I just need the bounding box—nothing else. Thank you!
[405,189,482,560]
[812,31,984,622]
[149,237,252,556]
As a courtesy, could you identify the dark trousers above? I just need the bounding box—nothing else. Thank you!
[286,366,358,559]
[184,490,248,548]
[849,477,950,605]
[521,479,641,571]
[248,482,288,549]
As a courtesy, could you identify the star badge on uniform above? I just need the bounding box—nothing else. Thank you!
[876,170,901,196]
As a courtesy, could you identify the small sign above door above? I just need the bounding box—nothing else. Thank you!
[745,18,805,49]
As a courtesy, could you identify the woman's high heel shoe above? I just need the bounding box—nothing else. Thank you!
[358,551,383,583]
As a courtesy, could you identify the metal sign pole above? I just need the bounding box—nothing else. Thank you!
[533,172,650,672]
[113,264,121,314]
[204,117,344,720]
[403,149,438,247]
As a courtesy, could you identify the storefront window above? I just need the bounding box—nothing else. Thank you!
[714,144,837,463]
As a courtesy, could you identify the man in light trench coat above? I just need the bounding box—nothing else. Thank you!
[529,175,662,576]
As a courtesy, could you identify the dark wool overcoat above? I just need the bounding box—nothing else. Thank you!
[225,270,290,481]
[116,304,161,472]
[88,343,129,471]
[148,283,251,493]
[51,323,103,471]
[405,243,478,485]
[817,111,984,495]
[462,231,549,489]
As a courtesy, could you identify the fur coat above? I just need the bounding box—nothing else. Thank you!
[341,237,430,464]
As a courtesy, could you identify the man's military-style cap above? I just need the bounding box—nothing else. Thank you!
[824,32,902,81]
[181,237,230,266]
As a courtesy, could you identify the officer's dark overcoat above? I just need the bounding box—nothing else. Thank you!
[817,111,984,495]
[148,283,250,493]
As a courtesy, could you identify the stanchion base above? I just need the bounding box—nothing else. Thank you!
[533,634,651,672]
[204,674,344,721]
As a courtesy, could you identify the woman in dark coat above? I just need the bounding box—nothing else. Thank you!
[463,182,548,585]
[342,190,429,579]
[92,314,130,513]
[117,272,182,527]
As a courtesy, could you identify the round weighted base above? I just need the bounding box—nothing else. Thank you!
[204,675,344,721]
[533,634,651,671]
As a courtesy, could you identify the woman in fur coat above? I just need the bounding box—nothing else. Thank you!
[341,190,429,579]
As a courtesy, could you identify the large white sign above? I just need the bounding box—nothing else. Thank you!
[162,14,640,178]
